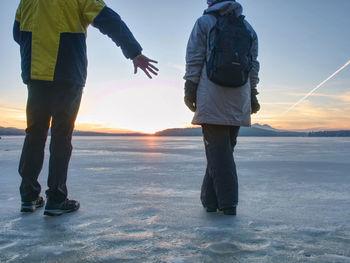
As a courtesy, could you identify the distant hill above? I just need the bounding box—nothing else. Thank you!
[0,127,25,136]
[309,130,350,137]
[0,126,144,137]
[249,123,280,132]
[155,124,307,137]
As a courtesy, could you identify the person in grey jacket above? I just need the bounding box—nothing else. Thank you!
[184,0,260,215]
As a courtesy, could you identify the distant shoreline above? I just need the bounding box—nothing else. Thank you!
[1,126,350,137]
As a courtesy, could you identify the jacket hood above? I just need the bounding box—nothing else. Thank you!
[204,1,243,17]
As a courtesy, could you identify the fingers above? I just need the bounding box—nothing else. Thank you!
[141,68,152,79]
[136,66,157,79]
[141,55,158,64]
[147,59,158,64]
[149,63,159,72]
[137,63,158,78]
[147,66,158,76]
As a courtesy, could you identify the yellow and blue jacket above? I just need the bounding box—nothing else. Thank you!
[13,0,142,86]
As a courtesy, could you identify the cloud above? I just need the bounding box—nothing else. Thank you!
[0,105,24,112]
[309,91,350,102]
[286,91,350,102]
[263,98,350,130]
[0,105,26,128]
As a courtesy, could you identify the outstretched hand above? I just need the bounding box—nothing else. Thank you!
[133,54,159,79]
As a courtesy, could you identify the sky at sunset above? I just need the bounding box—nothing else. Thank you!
[0,0,349,134]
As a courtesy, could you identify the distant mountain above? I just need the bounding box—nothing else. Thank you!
[155,125,307,137]
[251,123,279,132]
[154,127,202,136]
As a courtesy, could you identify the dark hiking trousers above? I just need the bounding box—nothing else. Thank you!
[19,80,83,202]
[201,124,240,210]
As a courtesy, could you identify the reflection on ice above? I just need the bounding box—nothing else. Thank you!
[0,242,17,251]
[85,167,111,171]
[0,136,349,262]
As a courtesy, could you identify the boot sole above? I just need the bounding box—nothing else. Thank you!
[223,207,237,216]
[44,204,80,217]
[21,203,45,213]
[21,206,36,213]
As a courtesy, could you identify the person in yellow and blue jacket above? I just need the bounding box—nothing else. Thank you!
[14,0,159,216]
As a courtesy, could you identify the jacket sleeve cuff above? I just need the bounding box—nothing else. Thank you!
[132,53,142,60]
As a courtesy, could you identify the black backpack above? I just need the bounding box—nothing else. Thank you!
[206,12,253,88]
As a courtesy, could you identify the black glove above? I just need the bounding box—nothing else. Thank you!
[184,80,198,112]
[251,89,261,114]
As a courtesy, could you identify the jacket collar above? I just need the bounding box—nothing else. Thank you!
[204,0,243,17]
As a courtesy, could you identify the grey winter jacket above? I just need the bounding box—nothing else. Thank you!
[184,1,260,127]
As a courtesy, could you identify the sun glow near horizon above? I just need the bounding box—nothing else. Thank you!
[74,80,194,134]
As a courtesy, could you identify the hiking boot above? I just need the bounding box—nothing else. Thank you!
[205,207,217,213]
[44,199,80,216]
[21,196,45,213]
[222,207,237,216]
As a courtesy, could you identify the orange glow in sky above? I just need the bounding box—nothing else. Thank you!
[2,85,350,133]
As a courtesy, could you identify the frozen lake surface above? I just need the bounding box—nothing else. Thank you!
[0,136,350,263]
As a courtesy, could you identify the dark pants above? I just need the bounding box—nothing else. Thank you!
[201,124,240,210]
[19,80,83,202]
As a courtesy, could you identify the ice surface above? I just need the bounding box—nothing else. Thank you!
[0,136,350,263]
